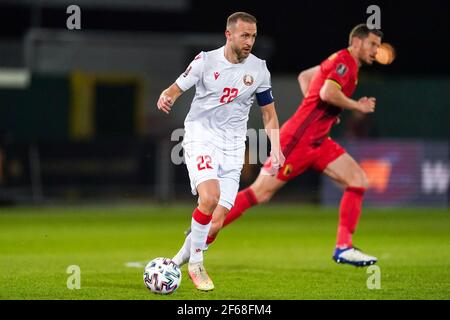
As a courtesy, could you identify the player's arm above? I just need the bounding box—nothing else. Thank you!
[261,102,281,152]
[260,102,285,174]
[157,51,204,114]
[157,83,184,114]
[257,63,285,174]
[298,65,319,97]
[319,80,376,113]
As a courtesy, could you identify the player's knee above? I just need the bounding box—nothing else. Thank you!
[348,169,369,189]
[199,192,220,212]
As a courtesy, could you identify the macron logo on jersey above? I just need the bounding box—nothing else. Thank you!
[214,72,220,80]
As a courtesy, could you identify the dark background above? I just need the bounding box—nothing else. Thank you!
[1,0,449,74]
[0,0,448,204]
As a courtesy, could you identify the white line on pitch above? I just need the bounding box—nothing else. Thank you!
[125,261,145,268]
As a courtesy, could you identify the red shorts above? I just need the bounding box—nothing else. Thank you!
[264,136,346,181]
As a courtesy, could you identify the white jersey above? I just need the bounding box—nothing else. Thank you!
[175,46,272,151]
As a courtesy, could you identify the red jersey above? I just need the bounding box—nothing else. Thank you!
[281,49,359,151]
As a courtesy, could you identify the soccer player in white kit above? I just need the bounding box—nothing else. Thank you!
[157,12,284,291]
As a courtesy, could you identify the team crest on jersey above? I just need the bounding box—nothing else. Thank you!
[243,74,254,86]
[336,64,348,76]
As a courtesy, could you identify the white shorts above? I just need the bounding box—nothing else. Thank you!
[183,141,245,210]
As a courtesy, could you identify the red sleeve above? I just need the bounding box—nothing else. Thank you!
[326,58,352,90]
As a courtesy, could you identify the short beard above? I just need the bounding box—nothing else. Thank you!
[233,47,249,62]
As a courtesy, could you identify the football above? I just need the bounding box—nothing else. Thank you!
[375,42,396,65]
[143,257,182,294]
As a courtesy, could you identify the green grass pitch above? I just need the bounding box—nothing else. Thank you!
[0,204,449,299]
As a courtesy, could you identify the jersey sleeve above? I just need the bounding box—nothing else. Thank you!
[254,61,274,106]
[175,52,205,92]
[256,60,272,93]
[325,57,352,90]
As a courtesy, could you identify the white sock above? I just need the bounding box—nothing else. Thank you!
[172,233,191,266]
[189,218,212,264]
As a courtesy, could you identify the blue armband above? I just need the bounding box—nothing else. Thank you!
[255,88,274,106]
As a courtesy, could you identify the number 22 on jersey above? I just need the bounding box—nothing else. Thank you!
[219,87,238,104]
[197,155,213,171]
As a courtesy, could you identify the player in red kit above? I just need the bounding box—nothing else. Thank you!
[193,24,383,267]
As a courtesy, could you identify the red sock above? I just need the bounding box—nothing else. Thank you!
[222,187,258,228]
[192,207,212,225]
[336,186,366,248]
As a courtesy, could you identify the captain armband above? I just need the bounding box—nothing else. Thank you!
[255,88,274,106]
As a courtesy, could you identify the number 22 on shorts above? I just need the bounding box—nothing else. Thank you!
[197,155,213,171]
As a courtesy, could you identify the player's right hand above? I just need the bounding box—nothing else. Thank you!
[157,94,173,114]
[262,149,285,176]
[357,96,376,113]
